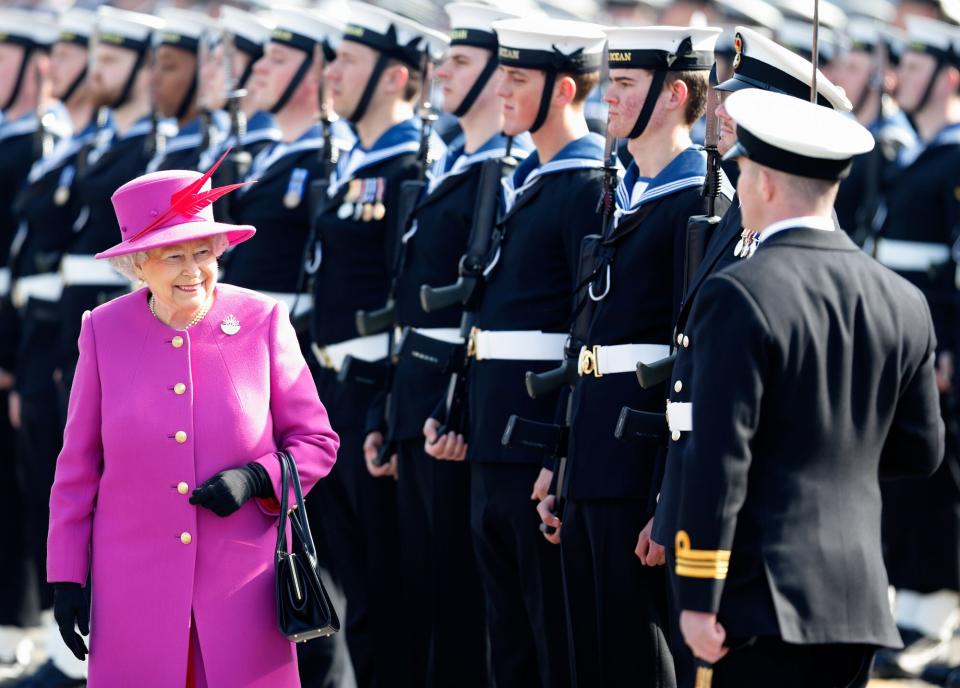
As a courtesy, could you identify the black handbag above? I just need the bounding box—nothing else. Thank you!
[275,451,340,643]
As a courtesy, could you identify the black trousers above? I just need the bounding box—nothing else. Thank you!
[396,440,487,688]
[312,367,404,688]
[0,390,40,627]
[14,389,63,611]
[560,498,675,688]
[711,637,875,688]
[470,461,569,688]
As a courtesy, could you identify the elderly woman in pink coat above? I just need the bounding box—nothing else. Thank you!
[45,157,339,687]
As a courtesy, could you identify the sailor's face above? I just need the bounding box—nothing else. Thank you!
[326,40,378,121]
[496,65,545,136]
[436,45,498,116]
[605,68,657,139]
[736,156,762,230]
[832,50,872,112]
[715,92,737,156]
[199,42,225,111]
[151,44,198,119]
[896,51,937,113]
[251,42,308,113]
[49,42,88,102]
[0,43,26,109]
[89,43,137,108]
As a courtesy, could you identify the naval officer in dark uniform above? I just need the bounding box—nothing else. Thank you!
[308,4,446,685]
[427,17,607,687]
[870,15,960,677]
[537,25,730,688]
[57,7,164,391]
[674,87,943,688]
[364,4,524,685]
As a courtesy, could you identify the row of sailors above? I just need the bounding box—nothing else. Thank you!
[1,0,960,686]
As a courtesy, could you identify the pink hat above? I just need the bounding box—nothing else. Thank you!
[95,150,256,260]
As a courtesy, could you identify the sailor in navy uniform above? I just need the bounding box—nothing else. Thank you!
[58,7,164,391]
[426,17,606,687]
[371,4,526,684]
[223,7,351,326]
[672,87,942,688]
[4,11,98,688]
[146,8,225,174]
[0,9,60,677]
[869,16,960,678]
[536,26,730,688]
[307,4,446,685]
[833,19,918,242]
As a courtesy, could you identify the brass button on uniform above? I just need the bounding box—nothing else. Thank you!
[175,430,188,444]
[173,383,186,395]
[674,380,683,393]
[180,532,192,545]
[671,430,681,442]
[171,336,184,348]
[177,482,189,495]
[682,336,690,348]
[676,332,684,346]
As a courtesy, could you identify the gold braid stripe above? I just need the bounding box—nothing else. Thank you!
[695,665,714,688]
[675,530,731,580]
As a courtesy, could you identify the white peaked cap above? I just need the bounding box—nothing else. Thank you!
[445,2,524,34]
[220,6,273,48]
[492,17,605,72]
[724,88,873,179]
[345,2,450,62]
[904,15,960,56]
[719,25,852,112]
[59,8,97,43]
[96,7,164,46]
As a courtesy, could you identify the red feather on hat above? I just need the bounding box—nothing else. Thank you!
[126,148,255,243]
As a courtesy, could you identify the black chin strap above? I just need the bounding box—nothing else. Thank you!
[62,65,88,105]
[237,55,257,91]
[627,69,667,139]
[2,44,35,112]
[452,52,498,118]
[175,71,198,121]
[111,44,148,109]
[529,70,557,133]
[909,58,947,118]
[349,51,391,124]
[270,51,312,114]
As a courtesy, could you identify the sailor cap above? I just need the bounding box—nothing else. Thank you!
[156,8,218,53]
[343,2,449,68]
[58,8,96,47]
[220,6,273,56]
[0,9,59,49]
[492,17,605,73]
[605,26,721,71]
[270,5,346,54]
[95,7,163,51]
[719,25,852,112]
[904,16,960,66]
[723,88,874,180]
[445,2,523,50]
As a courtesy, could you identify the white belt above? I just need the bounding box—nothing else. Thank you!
[60,255,130,287]
[12,272,63,308]
[260,291,313,319]
[667,402,692,433]
[874,239,950,272]
[468,329,567,362]
[312,334,390,372]
[0,268,9,297]
[578,343,671,377]
[395,326,464,345]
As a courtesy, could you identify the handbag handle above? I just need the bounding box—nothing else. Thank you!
[274,451,319,564]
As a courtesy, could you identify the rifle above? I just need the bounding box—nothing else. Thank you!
[852,33,890,249]
[220,29,251,185]
[355,50,436,337]
[635,63,723,390]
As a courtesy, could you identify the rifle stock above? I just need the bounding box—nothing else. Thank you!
[636,352,677,389]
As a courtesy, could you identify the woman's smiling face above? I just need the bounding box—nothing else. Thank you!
[135,239,219,317]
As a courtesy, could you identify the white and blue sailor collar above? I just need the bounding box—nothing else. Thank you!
[503,132,606,212]
[898,120,960,168]
[0,112,40,142]
[426,131,531,194]
[241,119,355,188]
[27,118,99,183]
[329,117,444,196]
[614,146,733,224]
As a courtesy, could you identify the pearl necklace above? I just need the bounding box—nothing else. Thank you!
[149,294,211,329]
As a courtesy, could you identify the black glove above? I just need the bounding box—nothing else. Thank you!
[189,462,272,517]
[53,582,89,661]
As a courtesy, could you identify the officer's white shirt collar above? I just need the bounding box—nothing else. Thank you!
[758,215,835,243]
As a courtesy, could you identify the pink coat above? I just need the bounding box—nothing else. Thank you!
[46,284,339,687]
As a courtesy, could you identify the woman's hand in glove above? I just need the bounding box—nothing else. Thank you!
[189,462,272,517]
[53,582,89,661]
